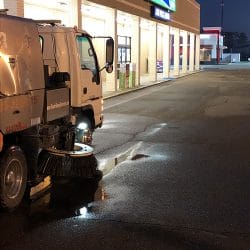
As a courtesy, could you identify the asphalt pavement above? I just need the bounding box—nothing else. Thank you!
[1,63,250,249]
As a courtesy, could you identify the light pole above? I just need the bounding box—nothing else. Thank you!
[216,0,224,64]
[220,0,224,32]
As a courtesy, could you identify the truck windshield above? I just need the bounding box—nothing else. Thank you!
[76,36,97,73]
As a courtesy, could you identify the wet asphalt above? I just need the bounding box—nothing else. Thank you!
[1,66,250,249]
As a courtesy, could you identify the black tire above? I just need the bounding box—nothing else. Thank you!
[0,146,27,211]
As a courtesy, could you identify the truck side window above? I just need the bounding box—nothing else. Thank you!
[76,36,98,76]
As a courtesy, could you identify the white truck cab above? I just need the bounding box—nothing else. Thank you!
[38,23,113,135]
[0,13,114,211]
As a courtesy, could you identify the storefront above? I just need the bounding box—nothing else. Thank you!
[2,0,200,94]
[200,27,224,64]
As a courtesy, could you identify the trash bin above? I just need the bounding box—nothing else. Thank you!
[119,63,126,89]
[125,63,130,88]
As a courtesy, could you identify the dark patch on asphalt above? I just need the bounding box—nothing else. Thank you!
[131,154,150,161]
[167,126,179,130]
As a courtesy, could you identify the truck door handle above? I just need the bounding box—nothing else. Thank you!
[83,87,87,94]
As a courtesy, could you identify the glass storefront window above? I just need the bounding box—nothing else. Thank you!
[187,34,190,68]
[118,36,131,63]
[140,18,157,82]
[179,35,183,68]
[117,11,139,88]
[170,34,174,68]
[200,47,212,62]
[157,26,164,75]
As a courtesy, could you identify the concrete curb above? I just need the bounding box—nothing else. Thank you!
[103,80,171,100]
[97,142,142,176]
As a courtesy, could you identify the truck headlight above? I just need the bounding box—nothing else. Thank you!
[77,122,88,130]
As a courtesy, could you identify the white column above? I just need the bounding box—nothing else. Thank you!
[0,0,4,9]
[148,21,157,82]
[131,16,140,86]
[163,25,170,79]
[4,0,24,16]
[173,28,180,76]
[195,34,200,71]
[105,9,117,91]
[182,31,188,74]
[189,33,195,72]
[138,18,141,86]
[69,0,81,28]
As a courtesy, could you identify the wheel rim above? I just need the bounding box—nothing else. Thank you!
[4,158,23,199]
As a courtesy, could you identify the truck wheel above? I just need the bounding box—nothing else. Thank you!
[0,146,27,211]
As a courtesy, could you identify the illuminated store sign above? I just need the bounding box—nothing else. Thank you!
[151,6,171,22]
[149,0,176,12]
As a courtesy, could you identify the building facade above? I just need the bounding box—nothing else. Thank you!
[1,0,200,93]
[200,27,224,64]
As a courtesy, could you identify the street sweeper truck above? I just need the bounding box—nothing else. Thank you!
[0,12,114,210]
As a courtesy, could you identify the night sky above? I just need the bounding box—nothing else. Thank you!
[198,0,250,37]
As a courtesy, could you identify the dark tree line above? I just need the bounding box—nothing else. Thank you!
[223,32,250,60]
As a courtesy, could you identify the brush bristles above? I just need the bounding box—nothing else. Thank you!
[38,152,99,178]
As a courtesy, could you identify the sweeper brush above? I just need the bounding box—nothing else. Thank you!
[37,143,102,179]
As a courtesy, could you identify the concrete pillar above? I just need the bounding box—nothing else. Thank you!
[189,33,195,72]
[163,25,170,79]
[195,34,200,71]
[182,31,188,74]
[148,21,157,82]
[173,28,180,76]
[105,8,117,91]
[131,16,140,86]
[69,0,82,28]
[4,0,24,17]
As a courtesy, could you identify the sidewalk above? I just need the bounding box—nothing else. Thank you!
[103,79,170,100]
[200,61,250,70]
[103,71,201,100]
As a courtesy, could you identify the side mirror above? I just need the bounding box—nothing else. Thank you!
[106,38,114,73]
[106,64,113,73]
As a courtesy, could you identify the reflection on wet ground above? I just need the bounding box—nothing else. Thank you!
[0,177,104,245]
[29,177,102,220]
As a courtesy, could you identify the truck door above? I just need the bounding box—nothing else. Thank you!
[76,36,101,104]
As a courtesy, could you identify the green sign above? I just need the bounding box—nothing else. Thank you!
[149,0,176,12]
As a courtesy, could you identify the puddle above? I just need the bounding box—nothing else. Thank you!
[0,177,105,235]
[28,177,104,219]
